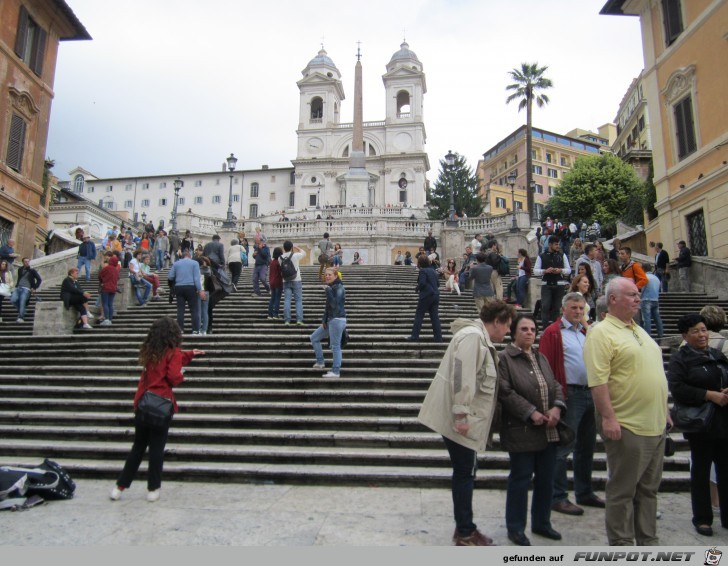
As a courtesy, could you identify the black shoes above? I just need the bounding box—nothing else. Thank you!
[532,526,562,541]
[695,524,714,536]
[507,531,531,546]
[576,494,606,508]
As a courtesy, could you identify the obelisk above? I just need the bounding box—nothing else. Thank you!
[343,44,371,206]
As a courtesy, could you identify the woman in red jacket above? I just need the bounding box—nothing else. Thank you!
[110,317,204,502]
[98,254,120,325]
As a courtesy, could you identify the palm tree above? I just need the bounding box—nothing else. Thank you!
[505,62,553,225]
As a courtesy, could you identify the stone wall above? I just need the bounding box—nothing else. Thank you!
[29,245,101,289]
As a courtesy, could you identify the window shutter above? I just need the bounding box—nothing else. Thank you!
[31,26,47,76]
[674,97,696,160]
[662,0,683,46]
[14,5,29,58]
[6,113,27,172]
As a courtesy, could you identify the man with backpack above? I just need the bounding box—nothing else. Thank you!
[281,240,307,325]
[484,240,506,301]
[317,232,334,282]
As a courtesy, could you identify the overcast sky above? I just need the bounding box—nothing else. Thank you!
[46,0,644,184]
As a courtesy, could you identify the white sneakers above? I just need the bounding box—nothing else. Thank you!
[312,362,325,369]
[147,489,160,502]
[109,485,160,502]
[109,486,124,501]
[100,319,112,326]
[82,323,93,329]
[322,371,340,378]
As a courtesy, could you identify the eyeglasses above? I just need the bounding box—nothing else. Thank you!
[631,326,643,346]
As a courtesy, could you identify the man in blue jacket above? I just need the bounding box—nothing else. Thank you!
[167,248,204,334]
[407,255,442,342]
[77,235,97,281]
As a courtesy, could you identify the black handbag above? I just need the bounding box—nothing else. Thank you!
[135,369,174,429]
[556,421,576,448]
[670,401,715,433]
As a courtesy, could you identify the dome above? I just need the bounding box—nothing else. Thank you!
[307,48,338,70]
[389,41,420,64]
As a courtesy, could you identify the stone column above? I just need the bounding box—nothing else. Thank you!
[441,226,465,267]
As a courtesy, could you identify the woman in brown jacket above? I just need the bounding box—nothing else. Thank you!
[498,314,567,546]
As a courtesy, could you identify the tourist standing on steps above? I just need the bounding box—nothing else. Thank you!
[317,232,334,282]
[167,248,204,334]
[310,267,347,378]
[0,259,15,323]
[533,236,571,330]
[98,255,121,326]
[251,240,271,296]
[468,252,494,313]
[424,229,437,254]
[674,240,692,293]
[76,235,96,281]
[418,300,515,546]
[10,257,41,323]
[584,277,671,546]
[407,254,442,343]
[168,230,180,265]
[267,247,283,319]
[499,314,566,546]
[110,317,205,503]
[155,230,169,271]
[281,240,307,325]
[226,238,243,289]
[203,234,225,269]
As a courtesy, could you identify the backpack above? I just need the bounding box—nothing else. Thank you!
[0,459,76,508]
[280,252,298,281]
[497,255,510,276]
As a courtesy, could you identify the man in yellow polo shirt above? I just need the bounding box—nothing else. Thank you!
[584,277,672,546]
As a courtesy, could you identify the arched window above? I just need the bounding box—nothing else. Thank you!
[342,145,349,158]
[396,90,411,117]
[250,182,259,198]
[73,174,85,193]
[249,204,258,218]
[310,97,323,121]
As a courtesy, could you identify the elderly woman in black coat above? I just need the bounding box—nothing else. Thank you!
[498,314,567,546]
[667,313,728,537]
[406,255,442,343]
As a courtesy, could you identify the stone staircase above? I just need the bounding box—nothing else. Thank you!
[0,263,726,490]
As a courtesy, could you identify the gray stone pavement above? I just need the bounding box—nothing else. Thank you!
[2,480,728,547]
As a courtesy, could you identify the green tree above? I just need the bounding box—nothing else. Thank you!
[545,153,646,232]
[505,62,553,225]
[428,152,482,220]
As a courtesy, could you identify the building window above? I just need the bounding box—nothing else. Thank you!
[249,204,258,218]
[290,171,296,185]
[142,183,149,189]
[532,165,542,175]
[560,156,569,167]
[73,174,85,194]
[14,6,47,76]
[310,97,323,121]
[106,185,113,192]
[159,198,167,206]
[5,113,27,172]
[250,182,259,198]
[104,201,114,210]
[124,200,132,208]
[686,209,708,257]
[194,196,203,205]
[309,194,317,207]
[674,96,697,160]
[232,194,240,203]
[159,182,166,188]
[234,177,239,184]
[178,197,185,205]
[141,199,150,207]
[547,168,558,179]
[495,197,506,209]
[215,178,220,186]
[212,195,221,204]
[514,201,522,210]
[548,186,556,196]
[87,186,95,193]
[289,191,295,207]
[269,192,276,201]
[270,175,276,182]
[638,115,645,132]
[662,0,684,46]
[534,183,544,194]
[125,184,132,191]
[399,189,407,204]
[192,180,201,187]
[546,153,553,164]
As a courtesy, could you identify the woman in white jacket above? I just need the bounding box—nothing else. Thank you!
[418,300,516,546]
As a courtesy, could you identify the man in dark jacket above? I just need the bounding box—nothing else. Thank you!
[10,257,42,323]
[77,235,97,281]
[251,242,271,296]
[406,255,442,342]
[423,230,437,254]
[674,240,692,292]
[533,236,571,329]
[202,234,225,268]
[468,252,494,313]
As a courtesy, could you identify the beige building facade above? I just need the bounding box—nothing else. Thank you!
[602,0,728,260]
[0,0,89,258]
[477,125,602,219]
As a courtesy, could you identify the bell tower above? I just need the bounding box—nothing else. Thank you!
[382,41,426,124]
[297,48,345,134]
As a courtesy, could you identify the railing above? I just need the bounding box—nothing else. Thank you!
[335,120,387,129]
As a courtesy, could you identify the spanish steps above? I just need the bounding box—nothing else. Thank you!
[1,260,726,491]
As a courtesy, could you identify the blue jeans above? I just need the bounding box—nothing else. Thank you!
[252,264,269,294]
[553,386,597,503]
[198,297,209,332]
[443,436,479,537]
[640,300,664,338]
[409,296,442,341]
[515,275,528,306]
[77,256,92,280]
[131,276,152,305]
[101,291,116,321]
[283,280,303,322]
[155,248,166,271]
[506,443,558,534]
[10,286,31,319]
[310,317,346,374]
[268,287,282,317]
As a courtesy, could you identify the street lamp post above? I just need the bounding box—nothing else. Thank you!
[508,170,519,232]
[223,152,238,228]
[444,150,457,227]
[141,212,147,225]
[171,177,183,232]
